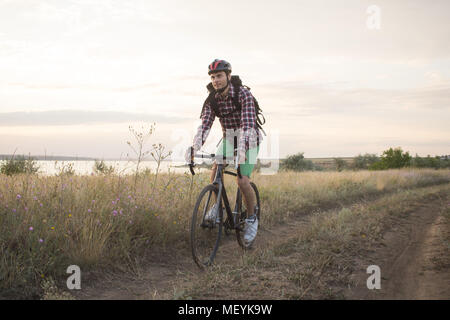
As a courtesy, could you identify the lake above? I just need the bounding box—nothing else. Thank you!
[34,160,206,176]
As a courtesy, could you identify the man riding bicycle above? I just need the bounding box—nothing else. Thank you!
[185,59,264,245]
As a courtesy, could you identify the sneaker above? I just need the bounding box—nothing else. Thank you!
[204,204,220,224]
[244,215,258,244]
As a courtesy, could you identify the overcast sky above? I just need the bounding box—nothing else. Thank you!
[0,0,449,159]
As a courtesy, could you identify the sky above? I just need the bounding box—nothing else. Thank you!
[0,0,449,160]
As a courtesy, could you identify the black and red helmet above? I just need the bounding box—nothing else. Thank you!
[208,59,232,75]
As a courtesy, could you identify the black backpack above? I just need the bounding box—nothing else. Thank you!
[200,75,266,136]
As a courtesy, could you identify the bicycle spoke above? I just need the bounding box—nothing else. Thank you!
[190,185,222,269]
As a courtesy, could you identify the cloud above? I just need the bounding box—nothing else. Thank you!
[0,109,190,126]
[5,82,161,92]
[259,81,450,114]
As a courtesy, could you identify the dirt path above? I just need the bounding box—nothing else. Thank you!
[71,185,450,300]
[346,192,450,299]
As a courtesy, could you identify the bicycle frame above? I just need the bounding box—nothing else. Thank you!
[189,152,244,231]
[212,163,244,231]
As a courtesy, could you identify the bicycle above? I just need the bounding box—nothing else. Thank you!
[187,148,261,270]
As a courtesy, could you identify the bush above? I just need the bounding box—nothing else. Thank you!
[333,158,347,171]
[280,152,315,172]
[0,155,40,176]
[54,161,75,176]
[351,153,379,170]
[93,160,115,175]
[369,147,412,170]
[411,154,450,169]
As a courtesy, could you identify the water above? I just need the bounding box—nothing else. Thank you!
[34,160,207,176]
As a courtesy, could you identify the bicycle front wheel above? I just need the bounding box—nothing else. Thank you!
[190,184,223,269]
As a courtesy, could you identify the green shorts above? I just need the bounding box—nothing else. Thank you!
[216,139,260,178]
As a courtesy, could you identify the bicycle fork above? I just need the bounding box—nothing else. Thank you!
[233,189,245,231]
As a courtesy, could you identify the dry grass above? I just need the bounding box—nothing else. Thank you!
[0,168,449,298]
[178,182,450,300]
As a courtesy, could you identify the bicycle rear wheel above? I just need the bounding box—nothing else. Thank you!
[190,184,223,269]
[236,182,261,249]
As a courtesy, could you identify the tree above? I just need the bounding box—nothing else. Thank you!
[281,152,315,172]
[369,147,411,170]
[352,153,379,170]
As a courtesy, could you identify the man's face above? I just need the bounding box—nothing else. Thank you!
[210,71,231,90]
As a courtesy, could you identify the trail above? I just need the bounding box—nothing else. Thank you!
[347,193,450,300]
[72,185,450,300]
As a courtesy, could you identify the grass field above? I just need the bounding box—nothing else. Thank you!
[1,168,449,299]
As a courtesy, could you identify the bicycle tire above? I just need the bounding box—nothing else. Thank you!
[190,184,223,269]
[236,182,261,249]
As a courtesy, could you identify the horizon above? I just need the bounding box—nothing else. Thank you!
[1,0,449,159]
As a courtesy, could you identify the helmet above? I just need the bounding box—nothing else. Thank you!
[208,59,232,75]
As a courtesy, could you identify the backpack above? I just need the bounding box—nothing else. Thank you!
[200,75,266,136]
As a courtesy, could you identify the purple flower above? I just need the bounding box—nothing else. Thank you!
[88,209,92,213]
[29,226,33,231]
[16,194,21,199]
[39,239,44,243]
[112,210,118,216]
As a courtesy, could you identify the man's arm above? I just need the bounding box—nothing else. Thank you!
[238,87,258,163]
[192,102,215,152]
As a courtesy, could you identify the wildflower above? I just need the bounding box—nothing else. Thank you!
[12,208,16,213]
[112,210,118,216]
[29,226,33,231]
[25,207,28,211]
[68,214,72,218]
[51,226,55,230]
[88,209,92,213]
[40,203,43,207]
[16,194,21,199]
[92,200,96,204]
[39,239,44,243]
[33,196,38,201]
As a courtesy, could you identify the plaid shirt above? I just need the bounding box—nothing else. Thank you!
[192,84,263,156]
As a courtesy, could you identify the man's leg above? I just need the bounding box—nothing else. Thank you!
[237,144,259,216]
[237,175,256,217]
